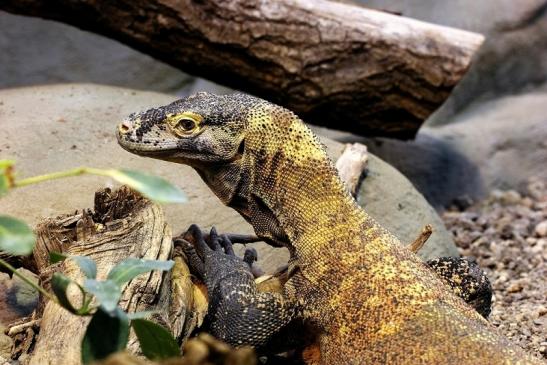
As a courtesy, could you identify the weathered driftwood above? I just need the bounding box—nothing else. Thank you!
[335,143,369,197]
[22,187,199,365]
[0,0,483,138]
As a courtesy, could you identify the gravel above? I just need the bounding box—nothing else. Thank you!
[443,178,547,360]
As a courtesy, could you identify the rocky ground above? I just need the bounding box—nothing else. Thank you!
[443,178,547,359]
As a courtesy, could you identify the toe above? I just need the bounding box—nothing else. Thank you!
[176,237,206,279]
[184,224,211,256]
[243,247,258,267]
[209,227,222,251]
[220,234,236,256]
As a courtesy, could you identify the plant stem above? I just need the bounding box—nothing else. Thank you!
[13,167,88,187]
[13,167,115,188]
[0,258,58,303]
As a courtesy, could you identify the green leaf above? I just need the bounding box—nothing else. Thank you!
[131,319,180,360]
[107,258,174,286]
[71,256,97,279]
[81,307,129,364]
[0,215,35,255]
[0,160,15,197]
[49,252,97,279]
[83,279,121,313]
[51,272,84,314]
[49,251,67,264]
[107,169,186,204]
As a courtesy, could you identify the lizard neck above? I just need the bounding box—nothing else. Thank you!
[253,151,368,259]
[240,110,373,265]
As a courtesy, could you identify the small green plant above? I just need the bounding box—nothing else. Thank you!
[52,254,179,363]
[0,159,185,363]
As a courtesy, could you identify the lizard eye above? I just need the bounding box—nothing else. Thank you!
[167,113,203,137]
[177,118,196,132]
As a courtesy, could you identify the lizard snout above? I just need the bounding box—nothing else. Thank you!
[118,121,133,135]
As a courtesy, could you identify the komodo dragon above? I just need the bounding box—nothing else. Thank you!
[117,92,542,364]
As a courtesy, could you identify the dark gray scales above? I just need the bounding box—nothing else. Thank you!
[175,225,297,349]
[426,257,492,318]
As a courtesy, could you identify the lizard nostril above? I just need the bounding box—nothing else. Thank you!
[118,121,132,134]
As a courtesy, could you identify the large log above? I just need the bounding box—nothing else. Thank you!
[0,0,483,138]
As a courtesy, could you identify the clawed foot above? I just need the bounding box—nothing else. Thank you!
[174,224,263,287]
[173,226,284,348]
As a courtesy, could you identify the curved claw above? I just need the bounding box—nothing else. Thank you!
[209,227,222,251]
[184,224,211,257]
[175,237,206,279]
[223,234,262,244]
[220,234,235,256]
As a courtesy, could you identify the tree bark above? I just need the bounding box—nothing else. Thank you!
[20,187,202,365]
[0,0,484,138]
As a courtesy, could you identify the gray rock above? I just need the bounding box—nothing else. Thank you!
[534,221,547,238]
[0,269,39,326]
[0,84,457,273]
[430,93,547,193]
[357,154,458,259]
[11,269,39,313]
[429,3,547,125]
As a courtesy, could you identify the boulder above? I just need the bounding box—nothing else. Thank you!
[0,84,457,274]
[0,269,39,326]
[428,93,547,193]
[428,2,547,125]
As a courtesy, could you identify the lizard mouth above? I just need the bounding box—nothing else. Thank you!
[116,129,179,157]
[118,140,179,157]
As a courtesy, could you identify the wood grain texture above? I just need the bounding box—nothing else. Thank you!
[27,187,193,365]
[0,0,484,138]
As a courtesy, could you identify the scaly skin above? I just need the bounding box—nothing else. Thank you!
[117,92,542,364]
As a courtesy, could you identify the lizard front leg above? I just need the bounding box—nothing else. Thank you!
[177,224,298,348]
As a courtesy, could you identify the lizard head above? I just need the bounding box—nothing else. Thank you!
[116,92,252,167]
[117,92,339,248]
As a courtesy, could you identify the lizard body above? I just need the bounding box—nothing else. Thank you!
[117,92,542,364]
